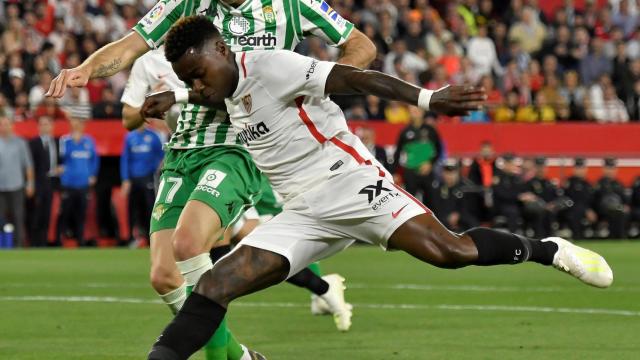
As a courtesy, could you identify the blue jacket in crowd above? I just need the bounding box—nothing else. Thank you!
[59,134,99,189]
[120,128,164,181]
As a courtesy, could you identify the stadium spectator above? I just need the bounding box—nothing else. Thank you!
[60,86,92,120]
[508,6,546,54]
[28,71,53,111]
[429,159,480,232]
[522,157,562,238]
[34,97,69,121]
[580,37,612,86]
[120,124,163,246]
[393,108,442,204]
[515,92,556,122]
[594,158,629,239]
[560,70,587,120]
[492,154,525,233]
[57,118,99,246]
[27,116,58,247]
[358,126,391,171]
[93,86,123,119]
[466,24,503,77]
[0,115,34,247]
[383,39,428,80]
[594,86,630,123]
[364,95,386,121]
[563,157,597,239]
[494,90,520,122]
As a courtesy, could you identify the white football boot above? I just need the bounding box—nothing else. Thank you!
[315,274,352,332]
[542,237,613,288]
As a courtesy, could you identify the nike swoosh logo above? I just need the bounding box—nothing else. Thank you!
[392,204,408,218]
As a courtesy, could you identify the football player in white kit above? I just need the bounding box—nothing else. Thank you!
[146,17,614,359]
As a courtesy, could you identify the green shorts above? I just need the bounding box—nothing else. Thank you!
[253,174,283,217]
[150,145,263,234]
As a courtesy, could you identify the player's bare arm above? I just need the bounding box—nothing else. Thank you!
[325,65,486,116]
[140,89,226,121]
[336,29,376,69]
[46,32,150,98]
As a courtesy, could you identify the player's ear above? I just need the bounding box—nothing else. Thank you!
[215,39,228,56]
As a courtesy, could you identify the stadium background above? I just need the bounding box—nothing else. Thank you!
[1,1,640,360]
[2,0,640,245]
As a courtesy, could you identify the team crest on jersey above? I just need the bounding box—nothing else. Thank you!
[152,204,166,221]
[242,94,252,113]
[262,6,275,23]
[142,3,164,27]
[229,16,251,36]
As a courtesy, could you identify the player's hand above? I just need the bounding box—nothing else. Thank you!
[429,85,486,117]
[120,180,131,197]
[418,162,432,176]
[89,176,97,187]
[25,184,35,198]
[141,90,176,120]
[45,66,91,98]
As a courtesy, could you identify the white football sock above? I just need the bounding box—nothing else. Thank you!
[159,281,187,314]
[176,253,214,287]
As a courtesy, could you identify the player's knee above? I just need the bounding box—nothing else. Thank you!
[431,233,475,269]
[149,264,180,294]
[172,227,203,261]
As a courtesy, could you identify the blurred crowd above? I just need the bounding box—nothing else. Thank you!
[3,0,640,123]
[358,110,640,239]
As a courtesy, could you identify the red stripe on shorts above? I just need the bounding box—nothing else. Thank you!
[392,183,432,214]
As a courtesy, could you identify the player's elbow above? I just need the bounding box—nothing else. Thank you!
[122,104,143,130]
[343,29,377,69]
[360,38,377,68]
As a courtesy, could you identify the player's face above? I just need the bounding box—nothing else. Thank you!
[173,40,237,104]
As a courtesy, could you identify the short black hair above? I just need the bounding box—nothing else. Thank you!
[165,15,220,63]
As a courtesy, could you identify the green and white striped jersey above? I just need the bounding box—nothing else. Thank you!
[134,0,354,149]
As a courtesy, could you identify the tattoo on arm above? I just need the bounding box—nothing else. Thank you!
[93,58,123,78]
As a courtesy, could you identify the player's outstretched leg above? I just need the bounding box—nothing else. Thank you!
[212,245,352,332]
[388,213,613,288]
[148,245,289,360]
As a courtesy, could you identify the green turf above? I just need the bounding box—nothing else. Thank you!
[0,242,638,359]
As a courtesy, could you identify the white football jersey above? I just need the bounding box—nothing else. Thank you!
[121,48,184,108]
[225,50,382,202]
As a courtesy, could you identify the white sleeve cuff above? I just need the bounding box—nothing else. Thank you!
[173,88,189,104]
[418,89,434,111]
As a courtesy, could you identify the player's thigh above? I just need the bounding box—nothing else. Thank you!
[176,148,263,255]
[238,206,354,278]
[173,199,223,258]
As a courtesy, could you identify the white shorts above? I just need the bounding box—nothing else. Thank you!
[238,165,430,277]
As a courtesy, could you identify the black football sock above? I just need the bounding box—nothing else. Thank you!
[148,293,226,360]
[209,245,232,264]
[286,267,330,295]
[464,227,558,266]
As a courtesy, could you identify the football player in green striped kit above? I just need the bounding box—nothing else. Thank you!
[46,0,375,359]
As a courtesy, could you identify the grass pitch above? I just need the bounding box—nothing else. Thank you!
[0,242,638,359]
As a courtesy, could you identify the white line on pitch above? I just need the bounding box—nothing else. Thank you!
[0,295,638,317]
[2,282,638,292]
